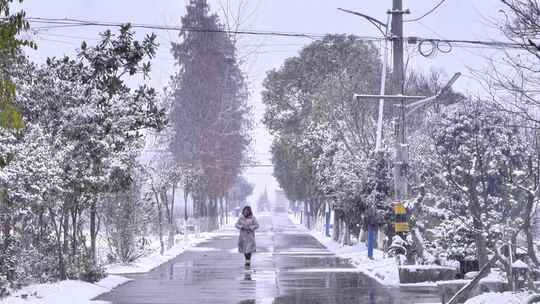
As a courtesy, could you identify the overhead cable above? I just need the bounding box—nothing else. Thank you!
[404,0,449,23]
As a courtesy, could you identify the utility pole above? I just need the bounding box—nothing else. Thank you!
[351,1,461,265]
[390,0,408,208]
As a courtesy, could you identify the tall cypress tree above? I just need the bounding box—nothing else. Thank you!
[170,0,250,226]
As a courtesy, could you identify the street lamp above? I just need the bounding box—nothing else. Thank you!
[339,8,391,259]
[338,8,389,152]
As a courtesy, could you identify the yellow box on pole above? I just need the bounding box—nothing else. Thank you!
[393,202,406,215]
[395,222,409,233]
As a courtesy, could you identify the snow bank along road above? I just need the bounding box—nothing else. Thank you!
[96,213,440,303]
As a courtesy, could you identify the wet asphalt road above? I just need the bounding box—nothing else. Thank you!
[95,213,440,304]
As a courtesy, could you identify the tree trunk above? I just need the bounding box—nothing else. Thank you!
[225,195,229,225]
[2,215,10,250]
[90,200,97,261]
[343,219,351,246]
[300,203,305,225]
[410,227,425,263]
[475,226,488,268]
[157,200,165,255]
[71,207,78,258]
[37,206,46,245]
[50,208,66,280]
[524,194,539,265]
[184,191,189,222]
[304,202,310,229]
[219,197,224,228]
[212,199,218,230]
[332,211,340,242]
[213,199,218,230]
[527,228,539,266]
[168,185,176,249]
[62,205,69,255]
[152,186,165,255]
[338,217,344,244]
[160,190,172,249]
[470,192,488,268]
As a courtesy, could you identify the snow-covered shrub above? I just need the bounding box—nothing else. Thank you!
[426,218,477,262]
[102,174,154,264]
[79,257,106,283]
[0,237,19,296]
[0,274,8,298]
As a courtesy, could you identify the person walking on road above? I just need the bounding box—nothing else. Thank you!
[235,206,259,268]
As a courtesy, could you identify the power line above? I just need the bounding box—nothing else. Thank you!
[419,37,525,49]
[22,17,532,51]
[404,0,449,23]
[37,32,99,41]
[25,17,384,41]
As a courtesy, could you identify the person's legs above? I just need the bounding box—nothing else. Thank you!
[244,253,252,266]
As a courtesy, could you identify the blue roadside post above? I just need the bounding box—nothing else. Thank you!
[325,203,331,237]
[366,206,378,259]
[368,225,375,259]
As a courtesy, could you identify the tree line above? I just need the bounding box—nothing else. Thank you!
[263,0,540,287]
[0,0,252,296]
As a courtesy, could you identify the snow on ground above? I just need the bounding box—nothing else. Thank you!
[106,233,209,274]
[464,292,530,304]
[311,228,400,286]
[185,246,220,252]
[3,224,235,303]
[288,212,400,286]
[1,275,130,304]
[107,227,233,274]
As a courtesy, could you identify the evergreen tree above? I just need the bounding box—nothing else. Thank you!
[257,188,270,212]
[170,0,251,230]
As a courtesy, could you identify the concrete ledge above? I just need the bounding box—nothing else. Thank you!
[399,265,457,284]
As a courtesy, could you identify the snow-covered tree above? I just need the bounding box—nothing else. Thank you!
[0,125,64,294]
[263,34,388,233]
[144,156,184,254]
[0,24,167,287]
[426,100,532,268]
[101,166,153,264]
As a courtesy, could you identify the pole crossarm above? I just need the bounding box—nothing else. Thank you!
[354,72,461,116]
[354,94,426,101]
[404,72,461,115]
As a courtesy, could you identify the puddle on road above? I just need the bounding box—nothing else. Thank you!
[185,247,220,252]
[277,255,351,270]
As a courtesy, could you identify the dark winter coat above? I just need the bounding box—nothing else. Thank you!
[235,215,259,254]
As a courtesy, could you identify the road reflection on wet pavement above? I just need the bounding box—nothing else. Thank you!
[96,213,440,304]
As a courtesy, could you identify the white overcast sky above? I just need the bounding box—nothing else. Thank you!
[17,0,512,203]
